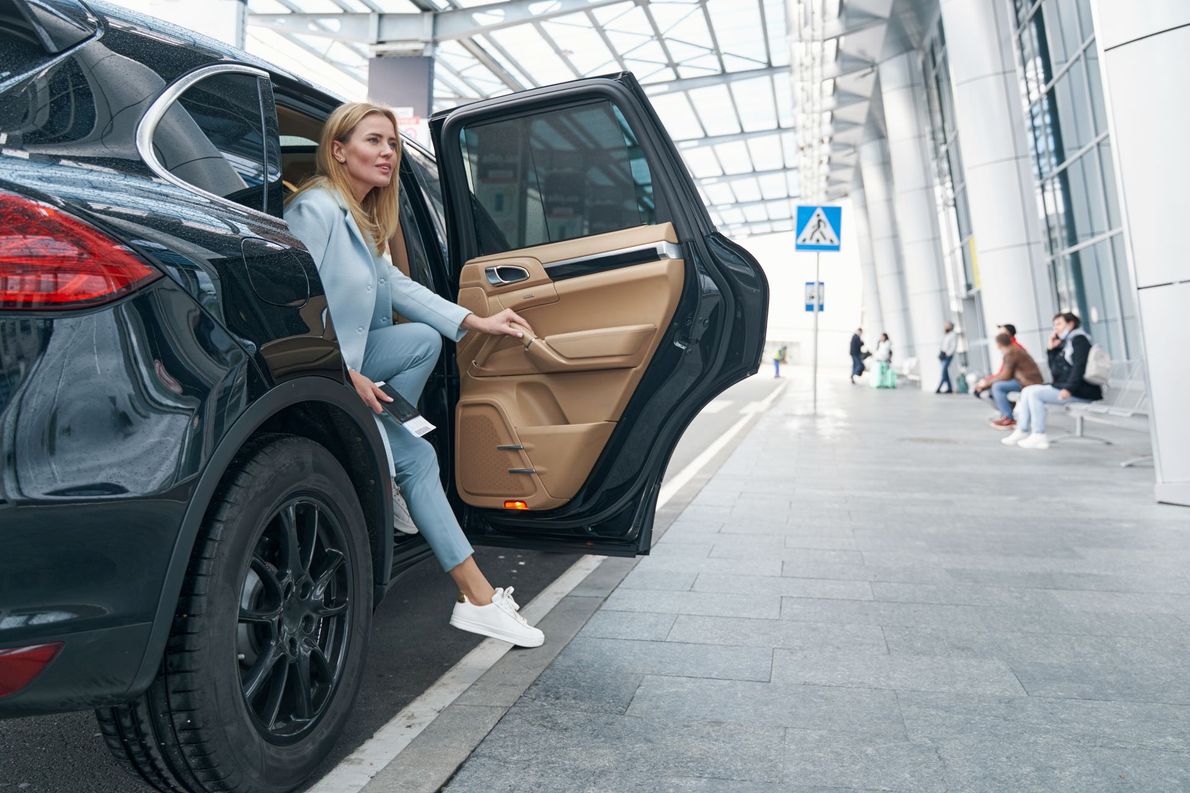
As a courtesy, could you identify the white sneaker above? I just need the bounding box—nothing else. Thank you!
[450,587,545,648]
[392,485,418,535]
[1018,432,1050,450]
[1001,429,1028,446]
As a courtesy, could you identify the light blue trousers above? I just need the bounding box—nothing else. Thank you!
[360,322,474,572]
[1015,383,1089,433]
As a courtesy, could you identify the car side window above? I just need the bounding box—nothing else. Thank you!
[459,100,655,257]
[403,142,448,261]
[150,72,270,213]
[398,187,438,292]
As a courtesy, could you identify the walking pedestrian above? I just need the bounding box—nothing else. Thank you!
[773,344,787,378]
[936,321,957,394]
[849,327,865,384]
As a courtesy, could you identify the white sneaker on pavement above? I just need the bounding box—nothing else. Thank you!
[450,587,545,648]
[1017,432,1051,450]
[392,485,419,535]
[1001,429,1028,446]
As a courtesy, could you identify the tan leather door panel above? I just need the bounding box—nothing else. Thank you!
[455,224,683,509]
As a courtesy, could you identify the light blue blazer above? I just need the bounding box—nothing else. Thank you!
[285,186,471,477]
[284,185,471,373]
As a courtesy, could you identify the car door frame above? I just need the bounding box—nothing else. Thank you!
[432,73,770,558]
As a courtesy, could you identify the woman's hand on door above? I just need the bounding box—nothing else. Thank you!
[462,308,534,340]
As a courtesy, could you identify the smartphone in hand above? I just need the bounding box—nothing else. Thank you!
[375,382,435,437]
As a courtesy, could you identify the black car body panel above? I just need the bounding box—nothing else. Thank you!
[0,275,246,712]
[0,2,400,715]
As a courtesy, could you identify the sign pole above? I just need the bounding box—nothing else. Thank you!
[795,204,841,418]
[812,252,820,416]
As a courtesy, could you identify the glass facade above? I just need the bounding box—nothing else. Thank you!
[922,21,988,371]
[1013,0,1138,358]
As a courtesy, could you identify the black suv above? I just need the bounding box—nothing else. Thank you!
[0,1,768,791]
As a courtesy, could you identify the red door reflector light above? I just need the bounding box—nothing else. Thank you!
[0,192,161,309]
[0,642,64,697]
[504,500,529,510]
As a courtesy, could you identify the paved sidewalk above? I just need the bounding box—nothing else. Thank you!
[443,370,1190,792]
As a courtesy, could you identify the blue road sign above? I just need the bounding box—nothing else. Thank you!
[805,281,824,312]
[795,205,842,251]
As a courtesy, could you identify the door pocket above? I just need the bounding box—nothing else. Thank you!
[455,399,570,510]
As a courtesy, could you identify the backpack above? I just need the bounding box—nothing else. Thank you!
[1083,343,1112,386]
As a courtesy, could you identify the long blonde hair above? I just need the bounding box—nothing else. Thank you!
[287,102,401,255]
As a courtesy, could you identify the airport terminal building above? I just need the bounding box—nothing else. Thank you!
[794,0,1187,505]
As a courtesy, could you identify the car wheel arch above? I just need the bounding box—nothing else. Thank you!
[125,376,393,698]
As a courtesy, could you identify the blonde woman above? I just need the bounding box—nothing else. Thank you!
[285,103,544,648]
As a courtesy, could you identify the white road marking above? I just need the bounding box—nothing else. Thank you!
[700,399,732,415]
[310,379,786,792]
[658,381,785,509]
[307,554,604,793]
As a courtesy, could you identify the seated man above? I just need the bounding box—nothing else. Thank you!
[983,331,1042,429]
[973,324,1025,398]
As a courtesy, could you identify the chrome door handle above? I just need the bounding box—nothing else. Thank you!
[485,265,530,286]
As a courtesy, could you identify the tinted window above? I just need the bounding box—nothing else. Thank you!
[6,55,95,145]
[404,141,447,260]
[151,71,268,213]
[1,1,52,80]
[459,101,655,256]
[0,0,95,81]
[260,79,283,216]
[399,187,437,292]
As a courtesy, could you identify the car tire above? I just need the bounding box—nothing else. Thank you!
[97,434,373,793]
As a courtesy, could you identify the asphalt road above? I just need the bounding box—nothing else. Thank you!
[0,373,782,793]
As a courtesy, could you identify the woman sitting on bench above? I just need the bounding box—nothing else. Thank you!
[1002,312,1102,450]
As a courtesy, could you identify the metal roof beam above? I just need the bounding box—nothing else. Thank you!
[248,0,627,45]
[710,197,796,211]
[700,167,797,185]
[642,65,787,96]
[675,126,792,149]
[720,221,794,235]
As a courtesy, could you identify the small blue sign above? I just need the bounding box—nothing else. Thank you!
[805,281,824,312]
[795,205,842,251]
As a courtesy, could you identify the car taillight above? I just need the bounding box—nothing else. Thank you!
[0,642,63,697]
[0,192,161,309]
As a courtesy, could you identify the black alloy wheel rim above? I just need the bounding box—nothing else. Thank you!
[237,496,353,742]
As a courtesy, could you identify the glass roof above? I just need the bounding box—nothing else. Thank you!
[240,0,796,237]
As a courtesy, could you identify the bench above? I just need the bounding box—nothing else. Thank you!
[1051,360,1151,467]
[897,356,920,384]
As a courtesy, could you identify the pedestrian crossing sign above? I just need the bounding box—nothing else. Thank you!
[795,205,842,251]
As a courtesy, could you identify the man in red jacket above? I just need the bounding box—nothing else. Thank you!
[973,323,1026,398]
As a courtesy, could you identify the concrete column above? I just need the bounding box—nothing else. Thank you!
[850,186,885,337]
[1091,1,1190,507]
[858,137,913,356]
[879,52,951,390]
[940,0,1054,362]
